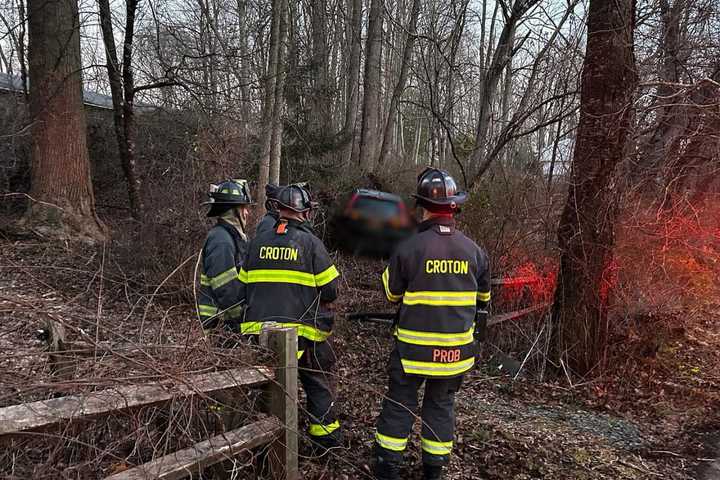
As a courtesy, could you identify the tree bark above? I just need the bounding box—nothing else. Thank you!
[551,0,637,376]
[358,0,383,172]
[269,0,288,185]
[378,0,420,165]
[341,0,362,164]
[24,0,106,242]
[98,0,143,221]
[257,0,283,210]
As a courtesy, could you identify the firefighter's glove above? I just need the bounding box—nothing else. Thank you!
[474,309,488,343]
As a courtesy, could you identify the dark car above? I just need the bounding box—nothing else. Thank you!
[331,189,412,257]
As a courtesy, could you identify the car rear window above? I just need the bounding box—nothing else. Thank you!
[352,196,401,219]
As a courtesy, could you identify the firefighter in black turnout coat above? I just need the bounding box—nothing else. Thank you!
[197,179,254,332]
[373,168,491,480]
[239,184,343,451]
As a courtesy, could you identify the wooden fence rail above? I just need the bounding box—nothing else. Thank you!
[0,327,300,480]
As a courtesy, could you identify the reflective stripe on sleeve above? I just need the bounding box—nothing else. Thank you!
[396,326,474,347]
[400,357,474,376]
[421,437,453,456]
[208,267,239,290]
[198,304,219,317]
[477,291,491,302]
[309,420,340,437]
[200,274,210,286]
[375,432,408,452]
[315,265,340,286]
[403,290,477,307]
[382,267,403,303]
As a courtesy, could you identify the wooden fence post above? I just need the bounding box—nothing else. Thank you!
[264,327,299,480]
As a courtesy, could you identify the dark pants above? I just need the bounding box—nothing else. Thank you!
[298,339,342,444]
[375,348,463,466]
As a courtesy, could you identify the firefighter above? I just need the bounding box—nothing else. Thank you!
[255,183,280,236]
[239,183,343,452]
[373,167,491,480]
[197,179,254,333]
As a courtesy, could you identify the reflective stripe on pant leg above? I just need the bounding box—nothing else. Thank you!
[309,419,340,437]
[375,432,408,452]
[419,375,462,466]
[299,352,337,437]
[375,348,422,458]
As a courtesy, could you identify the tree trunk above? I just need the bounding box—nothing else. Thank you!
[551,0,637,376]
[358,0,383,172]
[257,0,283,210]
[340,0,362,164]
[378,0,420,165]
[24,0,106,242]
[309,0,330,134]
[269,0,288,185]
[98,0,143,221]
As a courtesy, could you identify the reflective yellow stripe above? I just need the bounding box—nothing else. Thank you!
[401,357,474,376]
[382,267,403,303]
[315,265,339,286]
[240,322,331,342]
[200,274,211,286]
[421,437,453,456]
[375,432,408,452]
[238,268,248,283]
[242,269,317,287]
[403,290,477,307]
[198,305,218,317]
[309,420,340,437]
[297,350,305,359]
[208,267,239,289]
[396,326,474,346]
[477,291,491,302]
[283,323,331,342]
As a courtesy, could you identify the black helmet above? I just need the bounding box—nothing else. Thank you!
[203,179,254,217]
[275,184,317,213]
[412,167,467,212]
[265,183,280,211]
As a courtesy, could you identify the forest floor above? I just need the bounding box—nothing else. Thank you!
[1,236,719,479]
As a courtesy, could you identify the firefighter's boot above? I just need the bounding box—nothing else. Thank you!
[373,455,401,480]
[423,464,444,480]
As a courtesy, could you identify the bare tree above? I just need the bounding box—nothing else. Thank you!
[551,0,637,375]
[358,0,383,172]
[98,0,143,221]
[378,0,421,165]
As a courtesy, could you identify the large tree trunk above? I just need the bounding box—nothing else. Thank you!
[551,0,637,376]
[98,0,143,221]
[24,0,106,242]
[378,0,420,165]
[358,0,383,172]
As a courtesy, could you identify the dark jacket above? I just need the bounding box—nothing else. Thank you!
[382,216,490,377]
[197,220,248,329]
[239,219,339,347]
[255,211,279,236]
